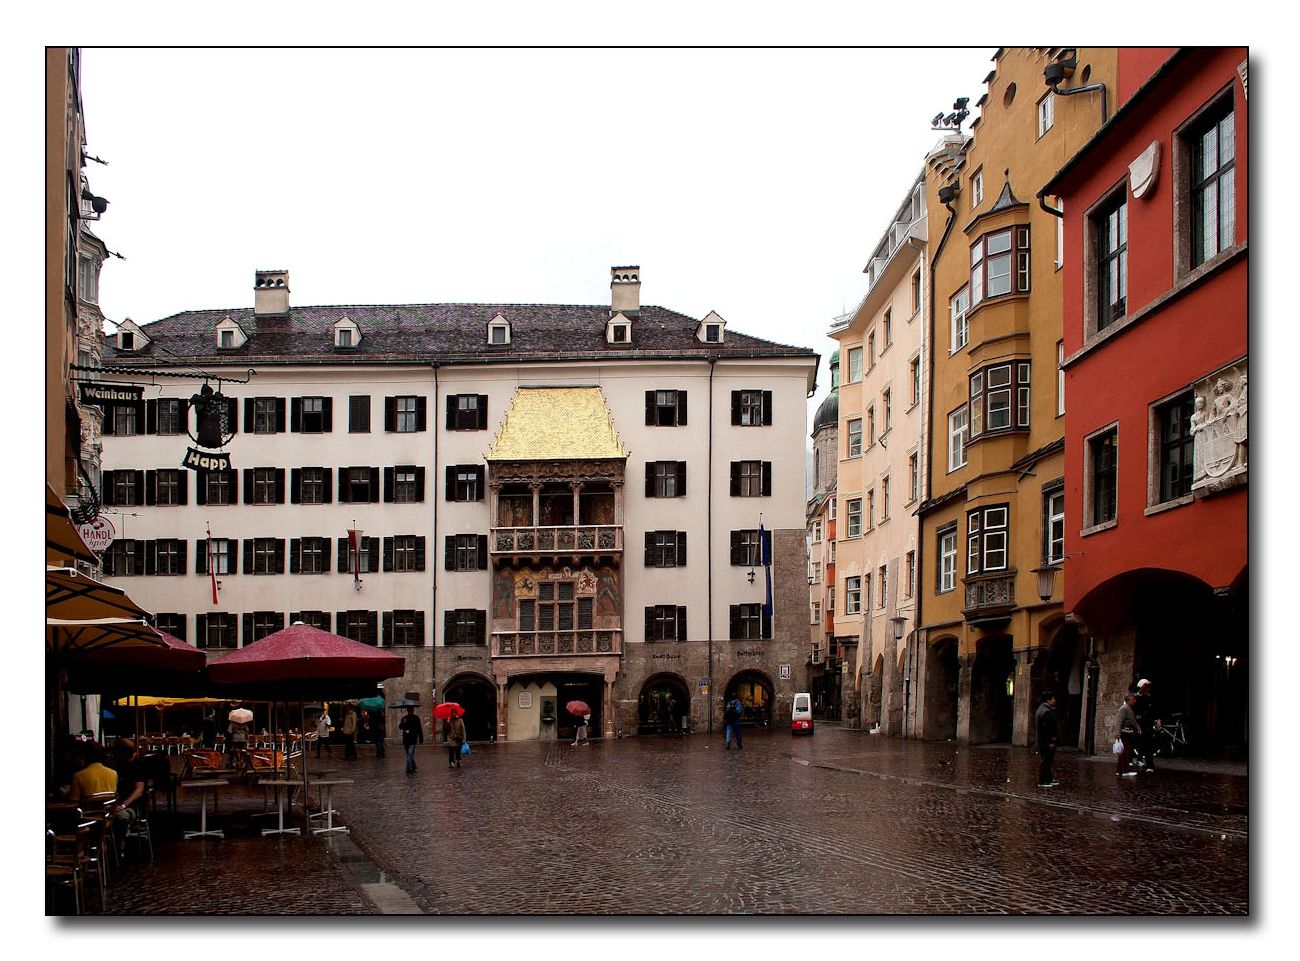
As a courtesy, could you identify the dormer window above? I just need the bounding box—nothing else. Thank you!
[115,318,149,352]
[215,316,248,351]
[606,312,632,345]
[119,331,135,351]
[333,316,361,350]
[488,314,511,346]
[705,324,721,343]
[696,310,727,344]
[220,329,235,349]
[612,324,628,342]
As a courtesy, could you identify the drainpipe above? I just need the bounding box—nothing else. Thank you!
[430,363,439,713]
[706,358,716,734]
[1047,50,1109,127]
[915,186,959,739]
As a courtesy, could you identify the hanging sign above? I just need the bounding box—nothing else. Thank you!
[182,447,232,474]
[77,515,116,552]
[79,382,143,407]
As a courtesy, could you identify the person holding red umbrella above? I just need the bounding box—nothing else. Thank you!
[434,702,466,769]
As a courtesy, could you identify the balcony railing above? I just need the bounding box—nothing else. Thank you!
[962,573,1016,622]
[492,629,623,658]
[492,525,622,556]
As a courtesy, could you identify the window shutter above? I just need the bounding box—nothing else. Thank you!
[101,472,116,507]
[194,474,206,506]
[367,611,378,646]
[196,539,207,574]
[338,537,349,573]
[322,467,332,503]
[146,399,158,434]
[290,539,301,574]
[645,463,654,498]
[383,537,394,572]
[225,539,237,576]
[476,396,488,430]
[243,469,254,504]
[446,395,456,429]
[678,391,687,425]
[368,539,379,571]
[444,611,454,644]
[677,531,687,567]
[763,391,773,425]
[384,467,395,503]
[101,411,115,435]
[322,397,333,432]
[274,539,285,574]
[275,398,287,432]
[416,396,427,431]
[369,467,380,502]
[445,465,459,500]
[475,466,485,498]
[225,396,238,435]
[290,397,302,432]
[677,462,686,497]
[729,606,740,640]
[134,470,145,504]
[645,391,655,426]
[730,462,740,496]
[415,610,425,644]
[644,607,654,641]
[383,611,393,646]
[476,610,486,646]
[145,540,157,576]
[338,469,349,503]
[415,467,425,502]
[337,613,347,637]
[384,397,396,432]
[178,472,189,505]
[478,535,488,570]
[243,398,255,433]
[645,532,654,566]
[145,470,157,506]
[243,613,253,643]
[135,400,146,433]
[291,468,301,504]
[415,537,426,572]
[275,468,286,504]
[676,607,687,642]
[762,462,772,497]
[196,614,207,646]
[445,536,455,571]
[177,540,188,573]
[762,610,772,639]
[243,540,254,574]
[730,532,742,566]
[731,391,741,425]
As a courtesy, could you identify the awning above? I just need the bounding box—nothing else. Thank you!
[46,566,163,655]
[46,483,97,566]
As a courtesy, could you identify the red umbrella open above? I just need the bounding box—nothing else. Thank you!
[64,631,208,695]
[432,702,464,720]
[208,623,405,694]
[566,700,591,717]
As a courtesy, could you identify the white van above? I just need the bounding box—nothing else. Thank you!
[791,692,814,735]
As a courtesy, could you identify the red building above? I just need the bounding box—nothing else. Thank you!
[1043,48,1247,756]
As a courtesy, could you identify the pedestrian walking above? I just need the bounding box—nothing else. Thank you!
[398,707,423,774]
[342,705,358,760]
[1115,691,1141,777]
[315,709,332,758]
[1131,678,1159,772]
[1035,691,1060,787]
[445,714,467,769]
[371,710,386,758]
[573,713,590,746]
[724,695,744,750]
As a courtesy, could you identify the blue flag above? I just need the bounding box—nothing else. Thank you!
[760,520,773,617]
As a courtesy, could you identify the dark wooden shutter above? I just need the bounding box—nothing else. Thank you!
[133,470,145,504]
[243,539,254,574]
[476,396,488,430]
[383,467,394,502]
[677,391,687,425]
[195,539,207,574]
[384,397,396,432]
[145,540,157,576]
[274,539,285,574]
[383,611,393,646]
[338,538,349,573]
[369,467,380,503]
[195,614,207,646]
[445,466,456,500]
[730,532,742,566]
[291,397,302,432]
[321,397,333,432]
[368,538,379,571]
[290,539,301,574]
[276,398,287,432]
[243,614,253,643]
[416,396,427,431]
[645,390,655,426]
[243,469,255,504]
[338,469,349,503]
[178,472,189,505]
[244,398,255,433]
[731,390,741,425]
[475,466,485,499]
[763,391,774,425]
[225,539,237,576]
[644,607,654,641]
[367,611,378,645]
[195,473,207,506]
[145,470,157,506]
[446,395,456,429]
[415,537,426,571]
[677,462,687,496]
[762,610,773,639]
[677,607,687,642]
[134,400,146,433]
[729,605,740,640]
[383,537,394,572]
[477,535,488,570]
[101,410,115,435]
[275,468,286,504]
[730,462,740,496]
[177,541,188,573]
[761,462,772,497]
[475,610,486,646]
[677,531,687,567]
[444,536,455,571]
[321,468,332,503]
[146,399,158,434]
[101,472,116,507]
[291,468,301,504]
[645,463,655,497]
[415,610,425,645]
[225,396,238,434]
[644,532,654,566]
[414,467,425,502]
[444,611,454,644]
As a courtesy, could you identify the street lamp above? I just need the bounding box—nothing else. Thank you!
[1033,565,1059,603]
[888,616,907,642]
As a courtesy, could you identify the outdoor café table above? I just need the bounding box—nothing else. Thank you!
[180,779,227,839]
[257,779,300,837]
[309,779,352,835]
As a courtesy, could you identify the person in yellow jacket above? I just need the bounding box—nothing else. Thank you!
[69,741,118,800]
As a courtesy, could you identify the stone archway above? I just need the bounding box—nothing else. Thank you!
[866,654,885,729]
[725,670,774,727]
[1044,620,1085,748]
[638,673,691,735]
[924,636,959,740]
[443,672,498,742]
[970,635,1015,744]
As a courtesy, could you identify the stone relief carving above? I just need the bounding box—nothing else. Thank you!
[1191,361,1247,494]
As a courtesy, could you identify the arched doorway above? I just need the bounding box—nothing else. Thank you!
[726,671,774,726]
[924,636,959,740]
[1045,621,1085,747]
[971,635,1015,744]
[638,674,690,734]
[554,674,603,741]
[443,674,497,742]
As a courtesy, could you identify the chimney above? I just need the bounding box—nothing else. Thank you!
[254,269,290,317]
[610,265,641,317]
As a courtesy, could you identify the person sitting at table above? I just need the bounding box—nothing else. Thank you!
[69,741,117,802]
[108,738,148,825]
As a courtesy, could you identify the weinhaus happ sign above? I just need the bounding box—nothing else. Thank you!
[183,383,236,474]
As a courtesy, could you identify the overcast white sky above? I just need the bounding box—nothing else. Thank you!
[79,47,995,422]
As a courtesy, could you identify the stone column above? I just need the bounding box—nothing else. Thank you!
[571,482,582,528]
[956,653,975,744]
[496,679,509,741]
[530,483,542,528]
[1011,648,1034,747]
[603,677,617,739]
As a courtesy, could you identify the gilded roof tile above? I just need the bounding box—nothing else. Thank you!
[486,387,628,462]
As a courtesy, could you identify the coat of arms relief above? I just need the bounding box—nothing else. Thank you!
[1191,360,1247,494]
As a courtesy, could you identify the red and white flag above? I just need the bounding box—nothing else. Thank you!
[206,524,219,606]
[347,528,364,587]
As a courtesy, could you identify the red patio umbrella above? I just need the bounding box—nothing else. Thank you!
[432,702,464,720]
[566,700,592,717]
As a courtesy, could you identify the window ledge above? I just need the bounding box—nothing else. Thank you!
[1144,495,1194,518]
[1080,519,1118,538]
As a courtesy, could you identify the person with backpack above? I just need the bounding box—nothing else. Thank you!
[724,695,744,750]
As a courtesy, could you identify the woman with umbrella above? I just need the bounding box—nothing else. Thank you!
[568,700,592,746]
[434,702,466,769]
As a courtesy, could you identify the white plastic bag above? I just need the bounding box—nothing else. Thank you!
[1112,737,1123,756]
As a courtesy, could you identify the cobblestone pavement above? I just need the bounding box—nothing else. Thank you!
[77,727,1248,916]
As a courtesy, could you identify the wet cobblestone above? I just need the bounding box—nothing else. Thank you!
[76,728,1248,916]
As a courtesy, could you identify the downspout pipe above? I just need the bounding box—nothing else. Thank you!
[914,188,959,739]
[1048,50,1108,128]
[707,358,716,734]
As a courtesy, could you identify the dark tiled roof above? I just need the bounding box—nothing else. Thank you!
[101,303,815,365]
